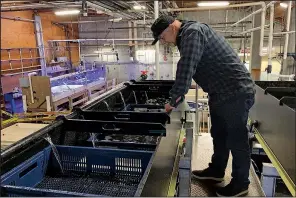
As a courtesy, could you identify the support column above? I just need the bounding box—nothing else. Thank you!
[250,6,262,80]
[154,1,160,80]
[132,21,138,63]
[281,4,295,75]
[33,14,47,76]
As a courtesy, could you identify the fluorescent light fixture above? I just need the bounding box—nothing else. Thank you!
[108,17,122,22]
[197,1,230,7]
[280,2,288,8]
[133,5,146,10]
[55,10,80,16]
[94,50,117,55]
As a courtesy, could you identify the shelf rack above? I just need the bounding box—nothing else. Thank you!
[1,48,43,76]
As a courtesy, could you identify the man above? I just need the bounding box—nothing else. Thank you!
[151,15,255,197]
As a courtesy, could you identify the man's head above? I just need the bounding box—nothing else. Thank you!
[151,15,181,46]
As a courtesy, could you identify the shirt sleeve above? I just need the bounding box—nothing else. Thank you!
[169,28,206,107]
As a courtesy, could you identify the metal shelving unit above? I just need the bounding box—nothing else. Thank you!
[1,48,43,76]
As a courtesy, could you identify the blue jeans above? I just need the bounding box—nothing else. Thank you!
[208,93,255,188]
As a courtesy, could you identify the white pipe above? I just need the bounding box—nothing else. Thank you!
[1,15,35,22]
[266,4,274,80]
[133,22,138,51]
[59,20,109,24]
[273,31,295,35]
[215,30,240,33]
[1,3,80,11]
[78,41,81,61]
[259,5,266,56]
[230,8,263,28]
[195,86,199,135]
[271,73,295,78]
[235,25,269,35]
[2,1,31,4]
[1,69,41,76]
[22,95,27,113]
[48,38,154,42]
[172,50,175,80]
[268,4,274,66]
[283,1,292,60]
[160,1,265,12]
[154,1,160,80]
[28,72,37,104]
[128,21,133,46]
[260,1,277,57]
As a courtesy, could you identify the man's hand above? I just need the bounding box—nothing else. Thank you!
[165,103,174,113]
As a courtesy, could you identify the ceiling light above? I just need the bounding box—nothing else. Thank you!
[55,10,80,16]
[133,5,146,10]
[197,1,230,7]
[108,17,122,22]
[280,3,288,8]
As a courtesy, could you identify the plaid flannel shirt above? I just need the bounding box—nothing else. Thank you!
[169,20,255,107]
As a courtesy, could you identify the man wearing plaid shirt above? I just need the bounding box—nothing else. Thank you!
[151,15,255,197]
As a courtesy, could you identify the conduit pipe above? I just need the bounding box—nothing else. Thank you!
[273,31,295,35]
[235,25,270,35]
[1,15,35,22]
[48,38,154,42]
[267,3,274,78]
[128,21,133,47]
[133,22,138,52]
[229,8,264,28]
[259,5,266,56]
[283,1,292,60]
[1,3,80,11]
[154,1,160,80]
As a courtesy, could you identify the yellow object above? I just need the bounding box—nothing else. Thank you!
[1,111,70,128]
[167,128,186,196]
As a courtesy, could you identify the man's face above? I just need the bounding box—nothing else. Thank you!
[158,25,177,46]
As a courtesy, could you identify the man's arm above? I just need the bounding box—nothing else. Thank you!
[169,28,206,107]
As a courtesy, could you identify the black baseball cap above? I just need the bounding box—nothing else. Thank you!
[151,15,175,45]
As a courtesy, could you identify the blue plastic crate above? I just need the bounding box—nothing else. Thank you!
[1,145,153,197]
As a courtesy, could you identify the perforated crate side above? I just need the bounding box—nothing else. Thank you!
[1,147,51,187]
[51,146,153,176]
